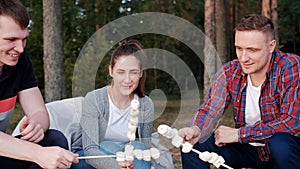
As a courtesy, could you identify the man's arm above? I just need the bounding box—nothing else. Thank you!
[0,131,78,168]
[18,87,49,142]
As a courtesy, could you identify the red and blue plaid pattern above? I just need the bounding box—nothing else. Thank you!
[192,50,300,161]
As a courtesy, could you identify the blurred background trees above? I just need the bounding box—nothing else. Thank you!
[20,0,300,101]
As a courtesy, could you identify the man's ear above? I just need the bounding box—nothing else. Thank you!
[269,39,276,52]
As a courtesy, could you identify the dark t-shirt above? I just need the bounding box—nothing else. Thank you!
[0,50,37,131]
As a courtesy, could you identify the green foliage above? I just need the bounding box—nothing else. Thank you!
[20,0,300,99]
[20,0,44,92]
[65,0,205,98]
[278,0,300,55]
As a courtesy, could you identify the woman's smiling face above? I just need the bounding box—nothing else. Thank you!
[109,55,143,96]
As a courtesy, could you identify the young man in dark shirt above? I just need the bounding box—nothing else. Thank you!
[0,0,78,168]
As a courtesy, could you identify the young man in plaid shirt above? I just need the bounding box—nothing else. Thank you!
[179,14,300,169]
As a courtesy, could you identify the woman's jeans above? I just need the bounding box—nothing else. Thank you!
[71,141,151,169]
[181,132,300,169]
[0,129,69,169]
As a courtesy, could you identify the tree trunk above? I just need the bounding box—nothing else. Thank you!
[43,0,66,102]
[262,0,271,18]
[271,0,278,47]
[262,0,279,47]
[215,0,228,68]
[204,0,216,96]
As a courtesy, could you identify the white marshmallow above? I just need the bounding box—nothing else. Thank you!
[199,151,211,162]
[157,124,177,139]
[125,144,134,153]
[130,116,139,126]
[181,142,193,153]
[171,134,183,148]
[125,152,134,161]
[131,99,140,110]
[133,149,143,160]
[212,155,225,168]
[208,152,219,164]
[127,132,136,141]
[116,152,125,162]
[199,151,226,168]
[130,109,139,117]
[142,149,151,161]
[128,123,137,132]
[150,148,160,159]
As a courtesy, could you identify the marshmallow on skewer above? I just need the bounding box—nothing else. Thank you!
[125,152,134,162]
[158,124,233,169]
[130,109,139,118]
[116,152,125,162]
[199,151,211,162]
[127,131,136,141]
[130,116,139,126]
[128,99,138,142]
[208,152,219,164]
[198,151,227,168]
[150,148,160,160]
[157,124,177,139]
[181,142,193,153]
[124,144,134,162]
[171,134,183,148]
[133,149,143,160]
[128,122,137,132]
[131,99,140,110]
[125,144,134,153]
[142,149,151,161]
[208,153,225,168]
[157,124,183,148]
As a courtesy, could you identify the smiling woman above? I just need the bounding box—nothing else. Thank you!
[70,39,168,169]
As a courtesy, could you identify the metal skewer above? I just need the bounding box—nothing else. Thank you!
[78,155,116,160]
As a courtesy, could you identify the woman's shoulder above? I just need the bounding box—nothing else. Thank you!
[84,86,109,106]
[86,86,108,97]
[139,95,152,103]
[138,95,154,108]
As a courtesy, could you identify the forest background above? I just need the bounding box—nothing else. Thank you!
[20,0,300,102]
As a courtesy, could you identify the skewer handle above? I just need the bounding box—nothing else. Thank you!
[78,155,116,160]
[221,163,234,169]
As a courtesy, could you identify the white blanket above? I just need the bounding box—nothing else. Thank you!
[12,97,84,150]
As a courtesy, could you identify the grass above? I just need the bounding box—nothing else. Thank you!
[9,96,235,169]
[7,103,25,134]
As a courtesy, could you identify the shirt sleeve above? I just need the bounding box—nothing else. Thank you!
[19,50,38,90]
[192,65,231,142]
[81,90,120,168]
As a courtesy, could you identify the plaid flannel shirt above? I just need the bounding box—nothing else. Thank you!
[192,50,300,161]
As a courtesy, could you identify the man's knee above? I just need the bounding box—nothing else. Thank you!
[269,132,299,160]
[41,129,68,149]
[181,143,211,169]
